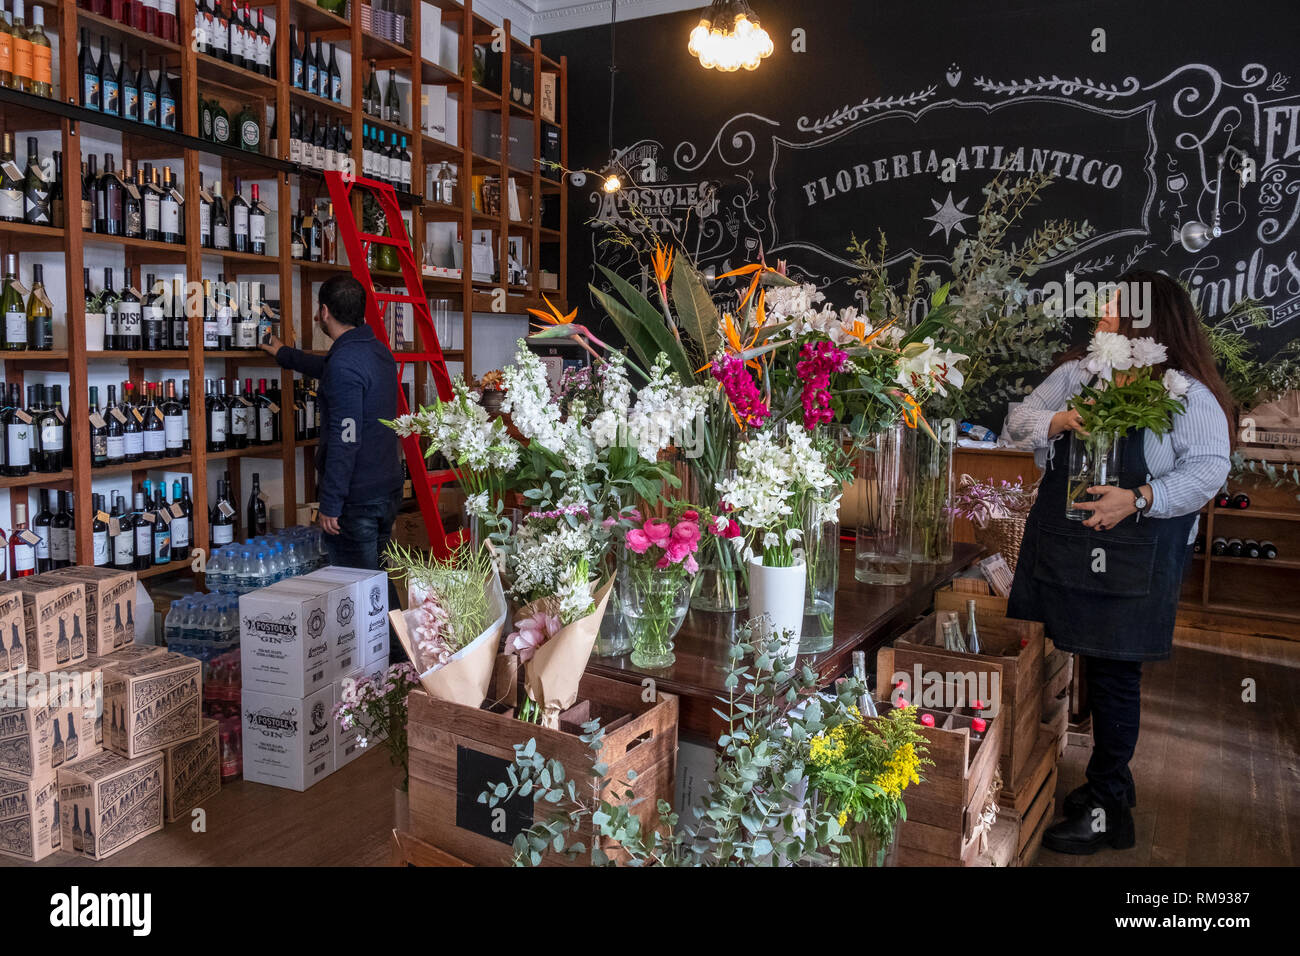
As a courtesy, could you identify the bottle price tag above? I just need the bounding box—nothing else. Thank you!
[1,161,22,181]
[10,279,28,297]
[123,181,141,201]
[157,510,171,525]
[309,506,320,524]
[14,410,31,424]
[108,517,121,536]
[110,408,127,424]
[238,396,252,406]
[170,503,185,519]
[258,490,268,504]
[218,501,236,518]
[154,407,164,420]
[35,288,53,310]
[301,216,314,229]
[139,512,155,524]
[17,530,41,547]
[199,187,214,203]
[95,510,111,524]
[54,407,65,422]
[131,407,144,422]
[169,188,185,204]
[268,402,280,413]
[89,412,106,428]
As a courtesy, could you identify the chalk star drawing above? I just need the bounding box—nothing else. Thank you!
[925,192,974,242]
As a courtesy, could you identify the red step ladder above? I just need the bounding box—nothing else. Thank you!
[322,170,463,558]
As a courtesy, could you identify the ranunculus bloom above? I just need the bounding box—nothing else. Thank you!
[643,519,671,547]
[625,528,652,554]
[681,509,699,522]
[666,539,693,564]
[684,554,699,575]
[672,521,700,544]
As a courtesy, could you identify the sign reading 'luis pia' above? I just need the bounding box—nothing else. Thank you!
[768,97,1157,271]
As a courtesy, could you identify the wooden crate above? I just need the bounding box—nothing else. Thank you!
[407,673,678,867]
[885,611,1044,792]
[874,700,1002,867]
[934,582,1009,618]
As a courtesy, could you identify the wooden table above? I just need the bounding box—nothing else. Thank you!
[588,542,982,741]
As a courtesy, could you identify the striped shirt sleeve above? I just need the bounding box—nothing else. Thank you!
[1003,361,1085,450]
[1146,380,1231,520]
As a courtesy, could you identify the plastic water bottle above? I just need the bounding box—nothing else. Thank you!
[239,550,258,594]
[165,600,183,649]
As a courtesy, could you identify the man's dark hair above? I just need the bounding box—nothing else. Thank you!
[319,275,367,328]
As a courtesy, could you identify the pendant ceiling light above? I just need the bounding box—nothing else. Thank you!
[688,0,774,72]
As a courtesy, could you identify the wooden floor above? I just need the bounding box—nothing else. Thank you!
[1036,628,1299,867]
[5,626,1295,867]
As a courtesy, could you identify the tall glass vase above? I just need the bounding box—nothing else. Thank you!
[909,418,954,564]
[855,423,913,585]
[687,466,748,612]
[619,551,692,669]
[799,496,839,655]
[838,819,899,867]
[1066,431,1122,520]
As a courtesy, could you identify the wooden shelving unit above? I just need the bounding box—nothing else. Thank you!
[0,0,567,589]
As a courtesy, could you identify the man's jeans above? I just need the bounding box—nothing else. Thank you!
[323,491,407,663]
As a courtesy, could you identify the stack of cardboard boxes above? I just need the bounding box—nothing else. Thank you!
[239,566,389,791]
[0,570,221,863]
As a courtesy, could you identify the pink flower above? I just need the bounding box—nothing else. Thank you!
[508,611,560,662]
[655,554,671,570]
[672,520,700,545]
[643,519,672,548]
[710,354,770,427]
[666,539,693,564]
[796,340,848,429]
[601,516,617,529]
[681,509,699,522]
[684,554,699,575]
[625,528,652,554]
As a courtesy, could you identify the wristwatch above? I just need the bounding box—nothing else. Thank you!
[1132,488,1150,513]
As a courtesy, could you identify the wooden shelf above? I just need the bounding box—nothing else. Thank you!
[0,349,69,363]
[1211,555,1300,570]
[0,469,74,489]
[278,0,353,35]
[77,8,184,58]
[206,444,285,460]
[290,86,353,121]
[94,455,193,477]
[137,561,193,581]
[420,58,461,85]
[83,233,188,259]
[0,221,67,250]
[1210,506,1300,523]
[86,350,190,362]
[194,51,279,95]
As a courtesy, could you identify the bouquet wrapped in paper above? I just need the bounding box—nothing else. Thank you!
[387,545,507,708]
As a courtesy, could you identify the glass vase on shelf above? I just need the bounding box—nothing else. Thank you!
[838,819,899,867]
[1066,430,1123,520]
[854,422,913,585]
[688,466,747,612]
[618,545,692,670]
[798,493,839,655]
[909,417,954,565]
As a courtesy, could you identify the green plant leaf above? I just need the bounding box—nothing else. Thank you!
[671,256,721,358]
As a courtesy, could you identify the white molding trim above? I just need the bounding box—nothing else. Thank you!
[530,0,702,35]
[470,0,538,39]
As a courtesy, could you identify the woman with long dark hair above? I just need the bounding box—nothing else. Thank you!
[1004,270,1232,855]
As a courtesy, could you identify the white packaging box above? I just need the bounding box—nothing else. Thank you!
[242,685,335,791]
[334,665,365,770]
[301,568,389,666]
[274,579,359,674]
[420,2,442,64]
[239,584,333,698]
[421,84,448,139]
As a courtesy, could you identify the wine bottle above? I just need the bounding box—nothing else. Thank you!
[249,183,266,256]
[99,36,119,116]
[157,58,176,130]
[159,0,179,44]
[0,133,23,223]
[0,10,12,92]
[123,381,145,463]
[293,380,307,440]
[141,163,160,241]
[1231,493,1250,510]
[79,29,100,109]
[314,39,327,98]
[170,478,191,562]
[289,26,302,89]
[210,478,235,547]
[89,386,108,468]
[160,166,182,243]
[99,154,124,235]
[255,7,272,77]
[328,44,341,102]
[132,489,151,571]
[112,494,136,572]
[303,30,317,94]
[1226,537,1244,558]
[1261,540,1278,560]
[230,180,249,253]
[10,503,35,577]
[51,491,72,568]
[50,150,63,227]
[235,102,260,152]
[104,384,126,466]
[117,267,143,350]
[91,495,110,567]
[201,278,218,349]
[385,68,400,123]
[206,377,227,451]
[256,377,278,445]
[965,599,981,656]
[216,274,234,348]
[170,274,188,349]
[141,51,157,126]
[152,486,171,566]
[228,376,249,450]
[82,157,97,231]
[26,263,52,351]
[161,379,184,455]
[33,489,52,573]
[181,379,191,450]
[52,383,70,472]
[28,6,51,98]
[122,44,140,122]
[143,381,165,460]
[101,265,118,350]
[10,0,31,93]
[1,253,27,351]
[288,107,302,166]
[211,179,230,249]
[246,472,268,537]
[142,274,165,350]
[22,136,50,226]
[122,160,143,239]
[236,287,259,349]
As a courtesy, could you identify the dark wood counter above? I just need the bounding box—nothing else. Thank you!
[588,541,983,740]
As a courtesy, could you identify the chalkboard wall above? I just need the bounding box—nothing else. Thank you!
[542,0,1300,415]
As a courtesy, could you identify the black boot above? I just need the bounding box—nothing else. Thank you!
[1063,782,1137,817]
[1042,796,1135,855]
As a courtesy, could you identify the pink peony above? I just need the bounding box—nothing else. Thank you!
[665,539,693,564]
[672,520,700,545]
[508,611,560,662]
[625,528,652,554]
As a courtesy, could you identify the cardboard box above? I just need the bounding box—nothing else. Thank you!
[90,642,166,668]
[274,578,359,673]
[58,750,164,861]
[0,589,26,682]
[0,773,62,861]
[239,583,334,697]
[46,566,138,657]
[0,661,101,778]
[163,718,220,823]
[540,72,558,123]
[50,661,103,767]
[0,578,88,671]
[241,685,335,791]
[334,666,365,770]
[302,568,389,665]
[103,651,203,759]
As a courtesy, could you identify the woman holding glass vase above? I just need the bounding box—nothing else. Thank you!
[1004,272,1231,856]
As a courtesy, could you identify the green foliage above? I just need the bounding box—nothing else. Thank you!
[383,541,495,653]
[1204,298,1300,410]
[1229,451,1300,503]
[1069,368,1185,437]
[479,628,870,866]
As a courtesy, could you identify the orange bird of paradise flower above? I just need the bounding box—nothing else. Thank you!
[651,239,675,288]
[716,262,777,313]
[526,293,577,332]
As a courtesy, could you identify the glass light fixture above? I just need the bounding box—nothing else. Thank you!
[688,0,774,72]
[602,172,623,193]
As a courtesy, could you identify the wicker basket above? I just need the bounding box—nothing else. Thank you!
[974,515,1030,575]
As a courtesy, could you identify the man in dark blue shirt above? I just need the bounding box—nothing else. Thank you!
[261,275,404,575]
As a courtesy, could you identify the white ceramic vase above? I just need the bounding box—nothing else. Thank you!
[747,556,806,659]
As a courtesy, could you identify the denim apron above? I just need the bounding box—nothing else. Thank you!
[1007,427,1196,661]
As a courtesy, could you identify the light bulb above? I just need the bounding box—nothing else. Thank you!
[602,173,622,193]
